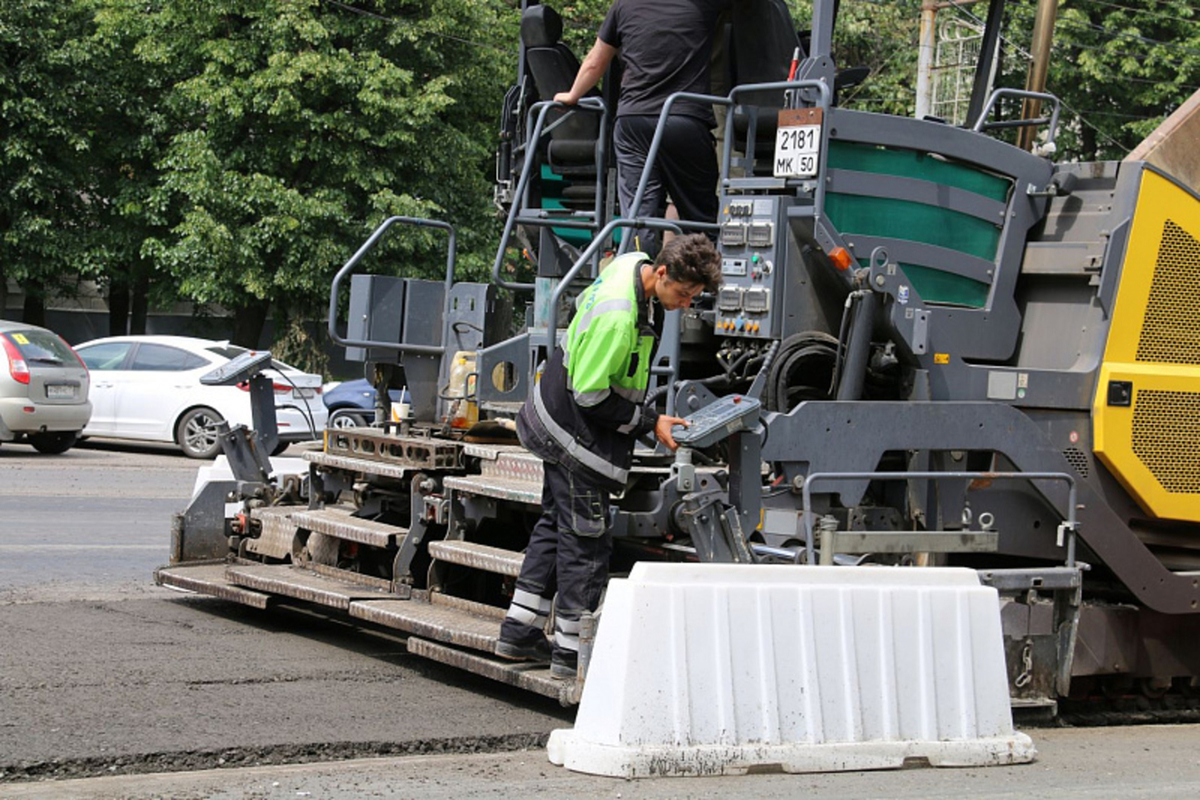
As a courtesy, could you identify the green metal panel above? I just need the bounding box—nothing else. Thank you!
[825,140,1010,307]
[900,264,990,308]
[826,193,1001,262]
[827,141,1011,202]
[539,166,593,247]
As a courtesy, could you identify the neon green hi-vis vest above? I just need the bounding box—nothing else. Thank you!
[563,252,657,415]
[520,251,661,488]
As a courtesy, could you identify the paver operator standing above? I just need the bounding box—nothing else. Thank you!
[497,234,723,678]
[553,0,731,255]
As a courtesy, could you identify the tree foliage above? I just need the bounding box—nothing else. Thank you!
[0,0,100,323]
[1003,0,1200,160]
[5,0,1200,354]
[101,0,515,345]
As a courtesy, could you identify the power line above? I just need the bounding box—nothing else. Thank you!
[1056,97,1139,153]
[1006,4,1200,58]
[1071,0,1200,29]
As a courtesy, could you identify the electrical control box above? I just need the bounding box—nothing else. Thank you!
[716,195,783,339]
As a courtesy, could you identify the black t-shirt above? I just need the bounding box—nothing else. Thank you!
[598,0,732,125]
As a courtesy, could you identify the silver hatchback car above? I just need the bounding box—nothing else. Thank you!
[0,320,92,454]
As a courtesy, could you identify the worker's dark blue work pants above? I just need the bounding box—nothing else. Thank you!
[499,459,612,669]
[613,114,720,256]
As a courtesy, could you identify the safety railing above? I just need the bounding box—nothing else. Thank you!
[617,79,832,255]
[972,88,1062,149]
[326,216,456,357]
[799,469,1079,566]
[491,96,609,292]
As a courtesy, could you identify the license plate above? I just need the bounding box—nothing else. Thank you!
[774,107,823,179]
[293,387,315,400]
[46,384,76,400]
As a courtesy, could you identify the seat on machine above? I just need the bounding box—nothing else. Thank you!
[521,3,602,194]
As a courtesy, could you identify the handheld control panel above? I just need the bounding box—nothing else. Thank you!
[200,350,274,386]
[671,394,762,449]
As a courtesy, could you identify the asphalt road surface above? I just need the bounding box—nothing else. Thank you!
[3,440,1200,798]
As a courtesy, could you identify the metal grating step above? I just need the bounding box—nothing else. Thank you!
[350,598,501,652]
[428,540,525,578]
[443,474,542,505]
[304,450,415,481]
[245,507,301,560]
[225,564,402,611]
[464,443,544,483]
[291,505,404,549]
[155,563,272,610]
[407,637,571,703]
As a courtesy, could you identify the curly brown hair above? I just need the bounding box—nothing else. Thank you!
[655,233,723,292]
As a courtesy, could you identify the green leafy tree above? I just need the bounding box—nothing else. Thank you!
[0,1,99,326]
[1002,0,1200,161]
[104,0,516,348]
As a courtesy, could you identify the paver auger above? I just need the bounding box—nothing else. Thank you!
[158,0,1200,711]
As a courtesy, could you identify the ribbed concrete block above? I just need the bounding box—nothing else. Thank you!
[548,563,1034,778]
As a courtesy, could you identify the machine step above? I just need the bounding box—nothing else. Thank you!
[443,474,542,505]
[428,540,525,578]
[407,637,572,704]
[291,505,404,549]
[155,563,273,609]
[225,564,403,611]
[304,450,418,481]
[350,597,503,653]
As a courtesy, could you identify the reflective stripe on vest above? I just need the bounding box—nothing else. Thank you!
[533,380,629,484]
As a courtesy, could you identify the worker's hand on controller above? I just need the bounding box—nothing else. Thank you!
[656,414,689,452]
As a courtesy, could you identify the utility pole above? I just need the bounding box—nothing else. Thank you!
[1017,0,1059,151]
[915,0,938,119]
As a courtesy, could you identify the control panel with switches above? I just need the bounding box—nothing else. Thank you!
[716,195,783,338]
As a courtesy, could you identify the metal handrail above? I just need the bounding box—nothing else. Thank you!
[491,96,609,292]
[544,217,684,355]
[618,79,833,256]
[799,470,1078,566]
[327,216,455,357]
[972,88,1062,149]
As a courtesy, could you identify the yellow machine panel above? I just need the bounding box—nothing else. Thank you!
[1094,167,1200,522]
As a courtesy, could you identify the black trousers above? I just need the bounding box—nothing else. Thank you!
[499,459,612,663]
[613,114,720,255]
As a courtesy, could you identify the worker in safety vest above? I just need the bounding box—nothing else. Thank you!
[498,234,723,679]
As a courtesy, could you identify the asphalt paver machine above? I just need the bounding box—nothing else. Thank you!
[159,0,1200,711]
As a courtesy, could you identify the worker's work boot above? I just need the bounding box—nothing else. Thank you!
[494,635,552,663]
[549,651,577,680]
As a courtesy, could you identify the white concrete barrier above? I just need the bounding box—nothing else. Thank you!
[548,563,1034,778]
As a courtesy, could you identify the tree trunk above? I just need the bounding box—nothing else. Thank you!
[130,273,150,335]
[22,282,46,328]
[108,278,130,336]
[231,297,271,348]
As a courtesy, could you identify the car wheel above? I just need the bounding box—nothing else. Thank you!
[29,431,79,455]
[270,441,290,457]
[328,408,361,429]
[176,407,224,459]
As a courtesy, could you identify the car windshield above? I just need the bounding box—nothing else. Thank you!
[3,330,75,365]
[206,344,300,372]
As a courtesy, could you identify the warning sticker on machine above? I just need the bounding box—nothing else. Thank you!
[934,353,950,364]
[774,107,823,179]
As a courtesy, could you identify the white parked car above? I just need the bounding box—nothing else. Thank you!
[74,335,328,459]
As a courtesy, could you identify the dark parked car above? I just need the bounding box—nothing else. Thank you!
[324,379,409,428]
